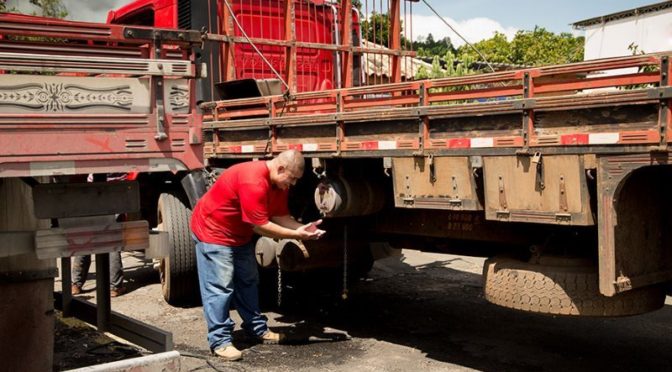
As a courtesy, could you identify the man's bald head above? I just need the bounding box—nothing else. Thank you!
[267,150,305,189]
[275,149,305,174]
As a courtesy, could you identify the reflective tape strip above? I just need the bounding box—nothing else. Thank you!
[378,141,397,150]
[241,145,255,153]
[589,133,619,145]
[303,143,318,151]
[470,137,494,148]
[229,146,242,153]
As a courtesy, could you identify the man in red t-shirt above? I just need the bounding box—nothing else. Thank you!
[191,150,325,361]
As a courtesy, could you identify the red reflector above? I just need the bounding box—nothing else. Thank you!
[447,138,471,148]
[561,134,589,145]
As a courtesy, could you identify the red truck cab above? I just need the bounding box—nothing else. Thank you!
[107,0,363,100]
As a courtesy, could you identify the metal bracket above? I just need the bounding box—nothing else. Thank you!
[512,98,536,110]
[555,213,572,223]
[559,175,568,212]
[312,158,327,179]
[498,175,508,210]
[151,34,168,141]
[495,210,510,219]
[647,87,672,100]
[428,154,436,184]
[532,151,545,190]
[614,276,633,292]
[123,27,202,43]
[451,176,459,199]
[448,199,463,208]
[383,157,392,177]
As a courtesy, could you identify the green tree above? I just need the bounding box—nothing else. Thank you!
[414,33,456,58]
[509,27,583,66]
[456,32,512,64]
[362,11,390,46]
[456,27,583,67]
[416,50,476,79]
[29,0,68,18]
[361,11,410,47]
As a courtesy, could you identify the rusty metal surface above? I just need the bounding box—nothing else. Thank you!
[597,153,672,296]
[0,13,203,178]
[202,51,670,159]
[392,157,484,211]
[483,155,594,226]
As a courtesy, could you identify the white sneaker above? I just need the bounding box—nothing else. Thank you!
[213,345,242,361]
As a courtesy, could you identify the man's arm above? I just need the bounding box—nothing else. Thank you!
[270,215,303,230]
[253,216,325,240]
[253,220,301,240]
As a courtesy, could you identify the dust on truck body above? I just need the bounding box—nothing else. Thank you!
[107,0,672,317]
[187,0,672,317]
[0,13,204,369]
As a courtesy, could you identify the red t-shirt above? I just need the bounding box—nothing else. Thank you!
[190,161,290,246]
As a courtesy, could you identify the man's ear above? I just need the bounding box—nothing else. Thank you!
[277,165,286,174]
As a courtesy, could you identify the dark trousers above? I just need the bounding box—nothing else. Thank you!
[71,252,124,290]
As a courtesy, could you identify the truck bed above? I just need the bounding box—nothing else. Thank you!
[201,52,669,158]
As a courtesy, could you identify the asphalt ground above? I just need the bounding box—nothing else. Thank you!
[55,250,672,371]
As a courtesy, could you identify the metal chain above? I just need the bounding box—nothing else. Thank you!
[342,225,349,300]
[277,264,283,307]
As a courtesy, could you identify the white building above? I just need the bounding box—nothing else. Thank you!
[572,1,672,60]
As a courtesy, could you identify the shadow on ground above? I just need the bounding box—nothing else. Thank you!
[255,256,672,372]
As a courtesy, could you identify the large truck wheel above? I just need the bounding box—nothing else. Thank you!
[157,193,199,305]
[483,256,665,316]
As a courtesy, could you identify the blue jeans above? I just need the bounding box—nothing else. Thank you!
[193,235,268,350]
[71,252,124,290]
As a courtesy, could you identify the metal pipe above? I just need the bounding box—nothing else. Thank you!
[95,253,110,332]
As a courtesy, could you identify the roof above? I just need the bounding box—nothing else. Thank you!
[362,40,434,79]
[572,1,672,29]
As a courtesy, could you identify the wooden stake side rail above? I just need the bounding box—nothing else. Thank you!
[202,52,672,157]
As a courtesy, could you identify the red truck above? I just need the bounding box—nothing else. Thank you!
[2,0,672,369]
[106,0,672,317]
[0,12,204,369]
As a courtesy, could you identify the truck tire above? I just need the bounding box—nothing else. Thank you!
[483,256,665,316]
[157,193,199,305]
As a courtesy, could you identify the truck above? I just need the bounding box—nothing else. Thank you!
[0,11,204,370]
[107,0,672,316]
[1,0,672,369]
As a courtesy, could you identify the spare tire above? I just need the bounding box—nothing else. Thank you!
[483,256,665,316]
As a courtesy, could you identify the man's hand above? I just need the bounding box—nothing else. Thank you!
[296,219,325,240]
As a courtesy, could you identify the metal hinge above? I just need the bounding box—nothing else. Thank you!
[614,276,633,292]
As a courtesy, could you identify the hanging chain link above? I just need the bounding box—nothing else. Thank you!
[342,225,349,300]
[277,264,283,307]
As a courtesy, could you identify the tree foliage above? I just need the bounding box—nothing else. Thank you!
[413,33,456,58]
[416,51,476,80]
[29,0,68,18]
[457,27,584,66]
[361,11,411,47]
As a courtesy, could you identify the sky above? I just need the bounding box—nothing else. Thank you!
[6,0,661,46]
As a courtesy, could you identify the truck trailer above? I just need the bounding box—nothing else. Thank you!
[1,0,672,369]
